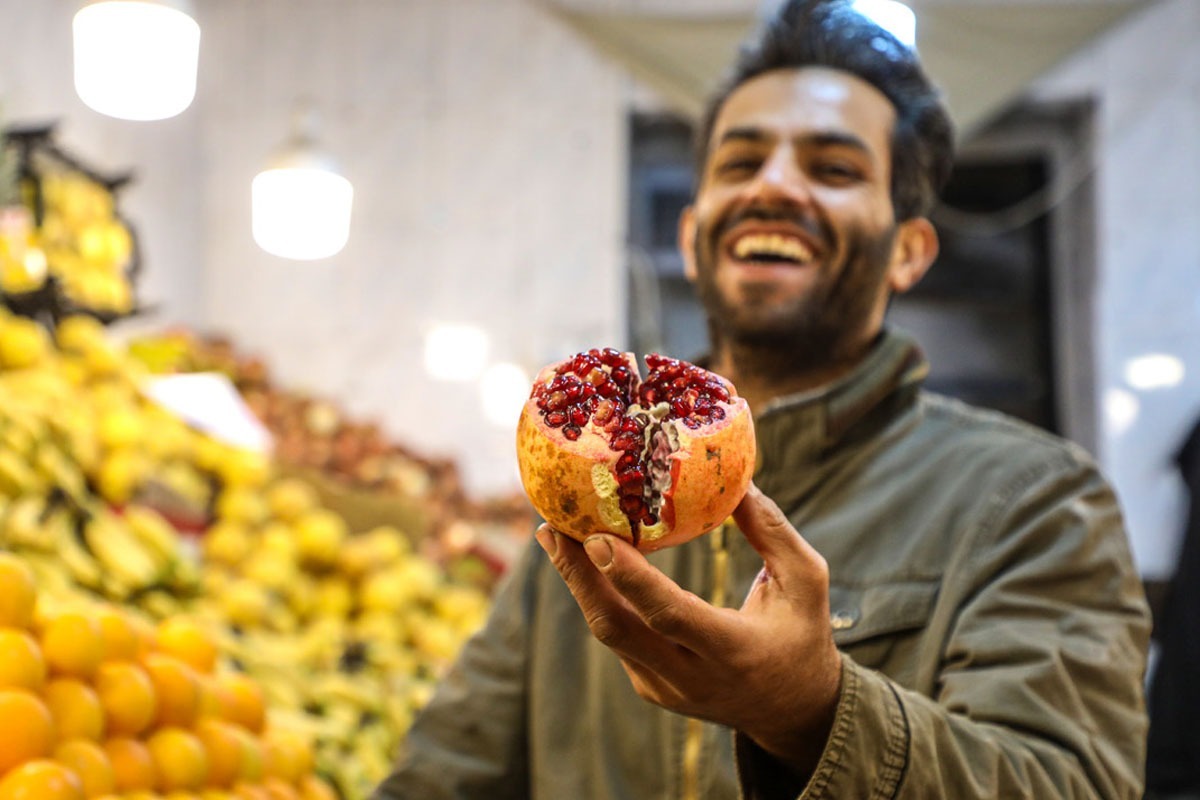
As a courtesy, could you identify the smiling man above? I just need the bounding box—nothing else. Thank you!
[372,2,1150,798]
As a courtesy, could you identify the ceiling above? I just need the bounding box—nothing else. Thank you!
[544,0,1158,138]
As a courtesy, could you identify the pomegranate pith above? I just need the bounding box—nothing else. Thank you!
[516,348,756,551]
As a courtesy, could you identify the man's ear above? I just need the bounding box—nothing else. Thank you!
[888,216,939,295]
[678,205,698,283]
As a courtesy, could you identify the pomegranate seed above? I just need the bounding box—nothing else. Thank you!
[569,406,590,427]
[593,400,616,424]
[545,411,568,427]
[547,391,568,411]
[682,417,701,430]
[617,467,646,487]
[612,432,641,451]
[611,366,632,386]
[620,417,641,433]
[597,380,618,398]
[710,406,725,420]
[563,425,582,441]
[641,513,658,526]
[617,451,640,470]
[671,398,691,418]
[619,495,645,516]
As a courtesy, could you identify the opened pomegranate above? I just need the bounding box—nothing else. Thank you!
[516,348,756,551]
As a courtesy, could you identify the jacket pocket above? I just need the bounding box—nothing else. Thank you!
[828,580,940,681]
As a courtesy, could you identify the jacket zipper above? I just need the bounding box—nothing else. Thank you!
[682,521,732,800]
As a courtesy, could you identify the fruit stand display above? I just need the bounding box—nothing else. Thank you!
[0,130,532,799]
[0,310,502,798]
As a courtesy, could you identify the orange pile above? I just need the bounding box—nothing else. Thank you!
[0,552,339,800]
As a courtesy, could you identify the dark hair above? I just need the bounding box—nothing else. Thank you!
[695,0,955,221]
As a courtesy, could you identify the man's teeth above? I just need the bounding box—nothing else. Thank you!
[732,233,813,263]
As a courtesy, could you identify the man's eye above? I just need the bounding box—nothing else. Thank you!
[815,162,863,182]
[716,158,759,177]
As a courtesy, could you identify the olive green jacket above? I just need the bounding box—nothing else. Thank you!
[372,330,1151,800]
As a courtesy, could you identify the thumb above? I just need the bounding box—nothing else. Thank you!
[732,483,828,586]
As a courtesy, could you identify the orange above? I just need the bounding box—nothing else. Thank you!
[52,738,115,798]
[146,727,209,792]
[260,729,312,784]
[103,737,157,792]
[155,618,218,674]
[95,608,140,663]
[40,611,103,680]
[261,777,299,800]
[0,554,37,629]
[230,728,263,783]
[211,672,265,734]
[0,628,46,691]
[93,661,157,737]
[231,783,271,800]
[194,719,243,788]
[297,775,338,800]
[0,759,84,800]
[42,678,105,742]
[141,652,201,728]
[0,689,54,774]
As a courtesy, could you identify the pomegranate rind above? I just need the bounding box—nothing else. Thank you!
[515,357,757,551]
[636,398,756,551]
[516,398,634,543]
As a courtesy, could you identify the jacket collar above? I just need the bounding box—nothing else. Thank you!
[752,329,929,476]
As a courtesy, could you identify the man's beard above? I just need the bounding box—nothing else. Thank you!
[692,212,897,379]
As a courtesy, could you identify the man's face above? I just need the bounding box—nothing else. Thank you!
[681,67,903,365]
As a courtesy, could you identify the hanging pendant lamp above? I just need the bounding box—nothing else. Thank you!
[251,103,354,261]
[73,0,201,121]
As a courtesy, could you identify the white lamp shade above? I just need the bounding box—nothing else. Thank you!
[851,0,917,48]
[251,167,354,260]
[73,0,201,121]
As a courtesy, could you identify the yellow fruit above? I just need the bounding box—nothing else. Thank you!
[155,618,218,675]
[0,759,84,800]
[202,520,255,566]
[43,678,105,743]
[214,488,269,527]
[40,611,104,680]
[260,729,312,784]
[103,737,157,792]
[0,627,46,690]
[0,689,54,773]
[94,661,157,737]
[193,719,243,789]
[52,738,116,798]
[0,317,50,369]
[94,448,148,506]
[141,652,201,728]
[217,581,273,629]
[146,727,209,792]
[297,775,338,800]
[211,672,265,734]
[264,479,319,523]
[0,553,37,629]
[96,607,141,663]
[294,510,347,569]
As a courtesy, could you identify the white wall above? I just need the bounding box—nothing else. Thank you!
[192,1,628,497]
[1030,0,1200,577]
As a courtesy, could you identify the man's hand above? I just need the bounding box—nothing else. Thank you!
[535,482,842,775]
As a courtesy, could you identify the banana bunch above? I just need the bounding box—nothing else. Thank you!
[35,168,136,315]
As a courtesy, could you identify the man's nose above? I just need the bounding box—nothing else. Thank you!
[749,149,811,204]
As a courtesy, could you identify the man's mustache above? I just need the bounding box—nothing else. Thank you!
[714,206,830,249]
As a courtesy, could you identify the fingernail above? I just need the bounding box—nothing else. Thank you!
[536,528,558,557]
[584,536,613,570]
